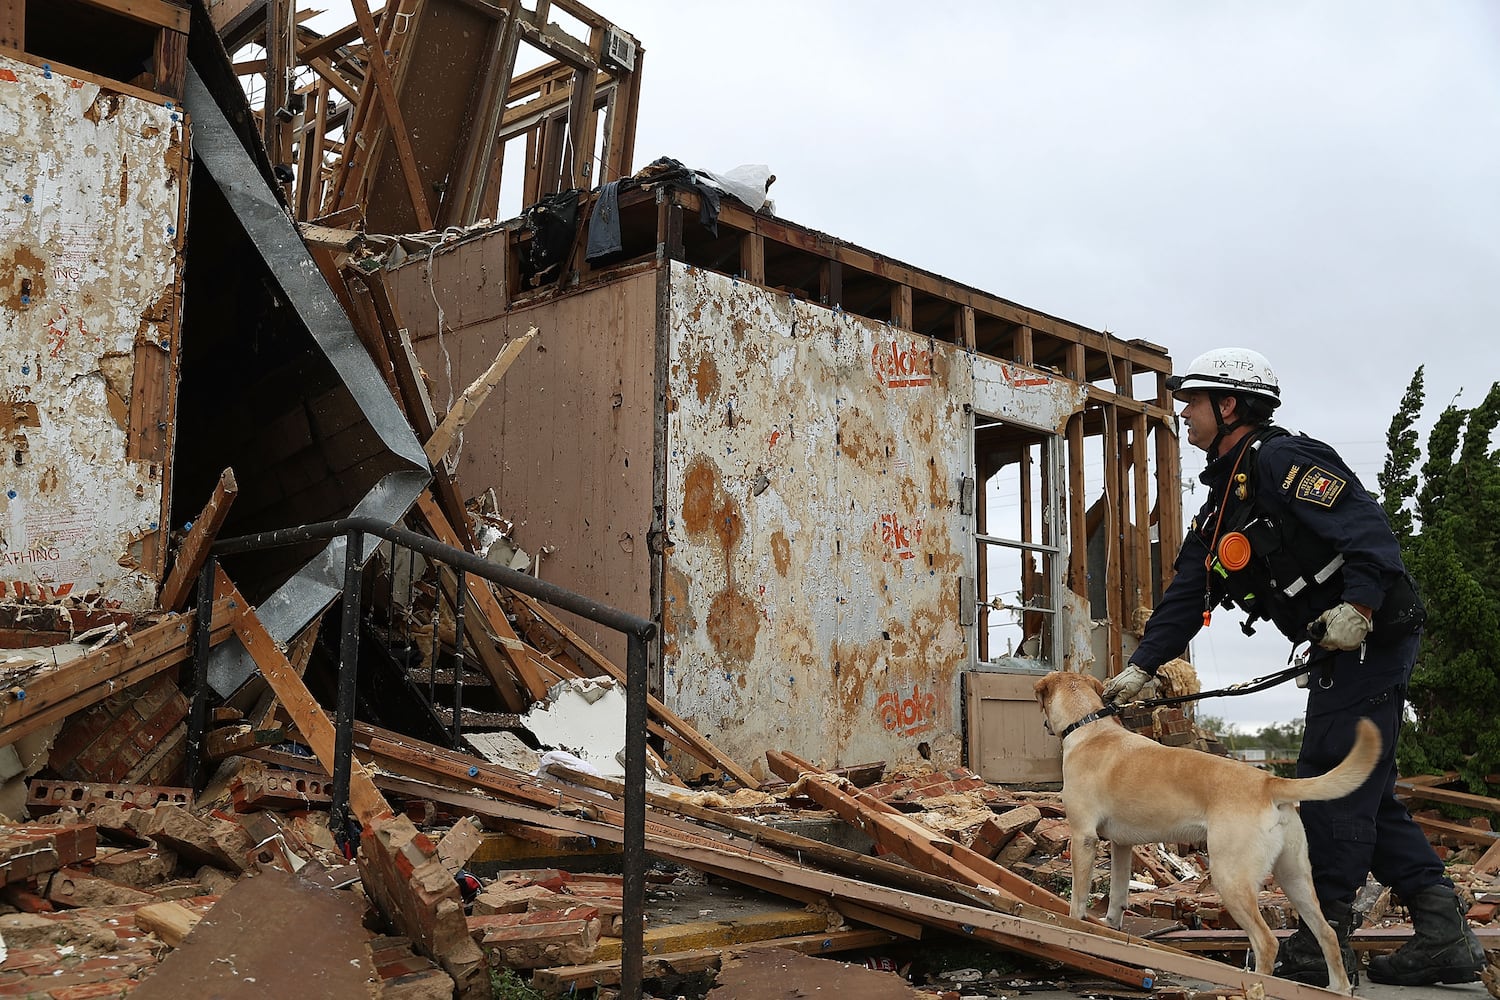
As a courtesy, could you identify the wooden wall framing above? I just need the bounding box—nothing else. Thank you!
[212,0,641,232]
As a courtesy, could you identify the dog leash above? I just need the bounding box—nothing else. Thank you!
[1055,648,1334,741]
[1109,645,1336,716]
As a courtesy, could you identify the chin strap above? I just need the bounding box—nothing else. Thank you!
[1208,393,1248,459]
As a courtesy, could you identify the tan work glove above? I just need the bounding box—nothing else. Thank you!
[1101,664,1155,705]
[1310,602,1373,651]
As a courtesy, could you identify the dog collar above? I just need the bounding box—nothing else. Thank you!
[1057,706,1118,741]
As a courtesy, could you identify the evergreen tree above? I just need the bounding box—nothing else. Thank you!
[1390,376,1500,788]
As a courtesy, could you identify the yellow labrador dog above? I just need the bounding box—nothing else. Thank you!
[1034,670,1379,995]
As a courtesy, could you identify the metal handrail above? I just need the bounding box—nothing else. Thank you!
[190,515,655,1000]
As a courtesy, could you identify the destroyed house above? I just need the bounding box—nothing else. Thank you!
[6,7,1497,999]
[1,0,1184,791]
[383,178,1186,782]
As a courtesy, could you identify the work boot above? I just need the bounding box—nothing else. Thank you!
[1367,884,1484,985]
[1273,898,1360,987]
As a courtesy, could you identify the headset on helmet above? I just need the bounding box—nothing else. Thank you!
[1165,347,1281,408]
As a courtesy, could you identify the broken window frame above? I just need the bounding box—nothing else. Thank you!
[972,413,1062,665]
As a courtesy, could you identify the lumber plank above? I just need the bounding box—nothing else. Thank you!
[216,569,392,827]
[85,0,190,33]
[413,491,557,705]
[0,600,234,747]
[588,910,826,962]
[159,468,238,612]
[424,327,538,465]
[1396,778,1500,815]
[767,750,1069,915]
[1411,814,1500,846]
[530,929,898,994]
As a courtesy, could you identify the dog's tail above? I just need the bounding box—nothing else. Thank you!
[1269,717,1381,804]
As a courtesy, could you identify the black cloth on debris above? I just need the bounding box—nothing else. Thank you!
[519,188,581,287]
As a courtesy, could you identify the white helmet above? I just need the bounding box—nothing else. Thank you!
[1166,347,1281,407]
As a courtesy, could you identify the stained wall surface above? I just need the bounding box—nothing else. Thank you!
[663,264,982,768]
[0,54,187,610]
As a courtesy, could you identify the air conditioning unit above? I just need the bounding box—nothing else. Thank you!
[603,26,636,72]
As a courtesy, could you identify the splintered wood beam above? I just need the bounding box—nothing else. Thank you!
[1411,814,1500,847]
[508,591,761,790]
[297,16,365,63]
[766,750,1069,916]
[349,269,476,551]
[1472,836,1500,877]
[431,563,528,712]
[296,222,365,252]
[0,598,235,748]
[349,0,433,231]
[215,568,392,827]
[424,327,538,466]
[413,492,560,705]
[159,468,238,612]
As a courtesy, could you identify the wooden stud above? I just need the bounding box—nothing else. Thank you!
[1102,405,1123,677]
[1130,410,1151,618]
[413,492,555,706]
[0,1,22,51]
[151,21,188,99]
[158,468,238,612]
[216,568,393,827]
[739,232,764,285]
[890,283,912,329]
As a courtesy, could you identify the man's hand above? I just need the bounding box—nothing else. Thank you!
[1309,602,1373,651]
[1102,664,1155,705]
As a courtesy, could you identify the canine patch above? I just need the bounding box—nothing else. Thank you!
[1295,466,1347,508]
[1280,464,1301,491]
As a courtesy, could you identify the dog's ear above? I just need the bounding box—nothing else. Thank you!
[1033,673,1057,708]
[1085,674,1105,696]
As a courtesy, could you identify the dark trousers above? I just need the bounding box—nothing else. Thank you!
[1297,637,1447,906]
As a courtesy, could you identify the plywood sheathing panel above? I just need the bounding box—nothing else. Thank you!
[396,265,658,666]
[663,264,971,769]
[361,0,499,235]
[0,51,187,611]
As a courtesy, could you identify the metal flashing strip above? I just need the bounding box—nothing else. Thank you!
[183,64,430,696]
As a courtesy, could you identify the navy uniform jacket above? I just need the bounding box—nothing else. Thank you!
[1131,428,1413,711]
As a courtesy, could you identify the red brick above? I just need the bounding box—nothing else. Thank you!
[46,709,118,774]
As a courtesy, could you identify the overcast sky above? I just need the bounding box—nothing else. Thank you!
[310,2,1499,730]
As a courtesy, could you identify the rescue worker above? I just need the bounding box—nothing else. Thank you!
[1101,347,1483,988]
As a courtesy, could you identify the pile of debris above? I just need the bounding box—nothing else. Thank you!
[3,691,1498,998]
